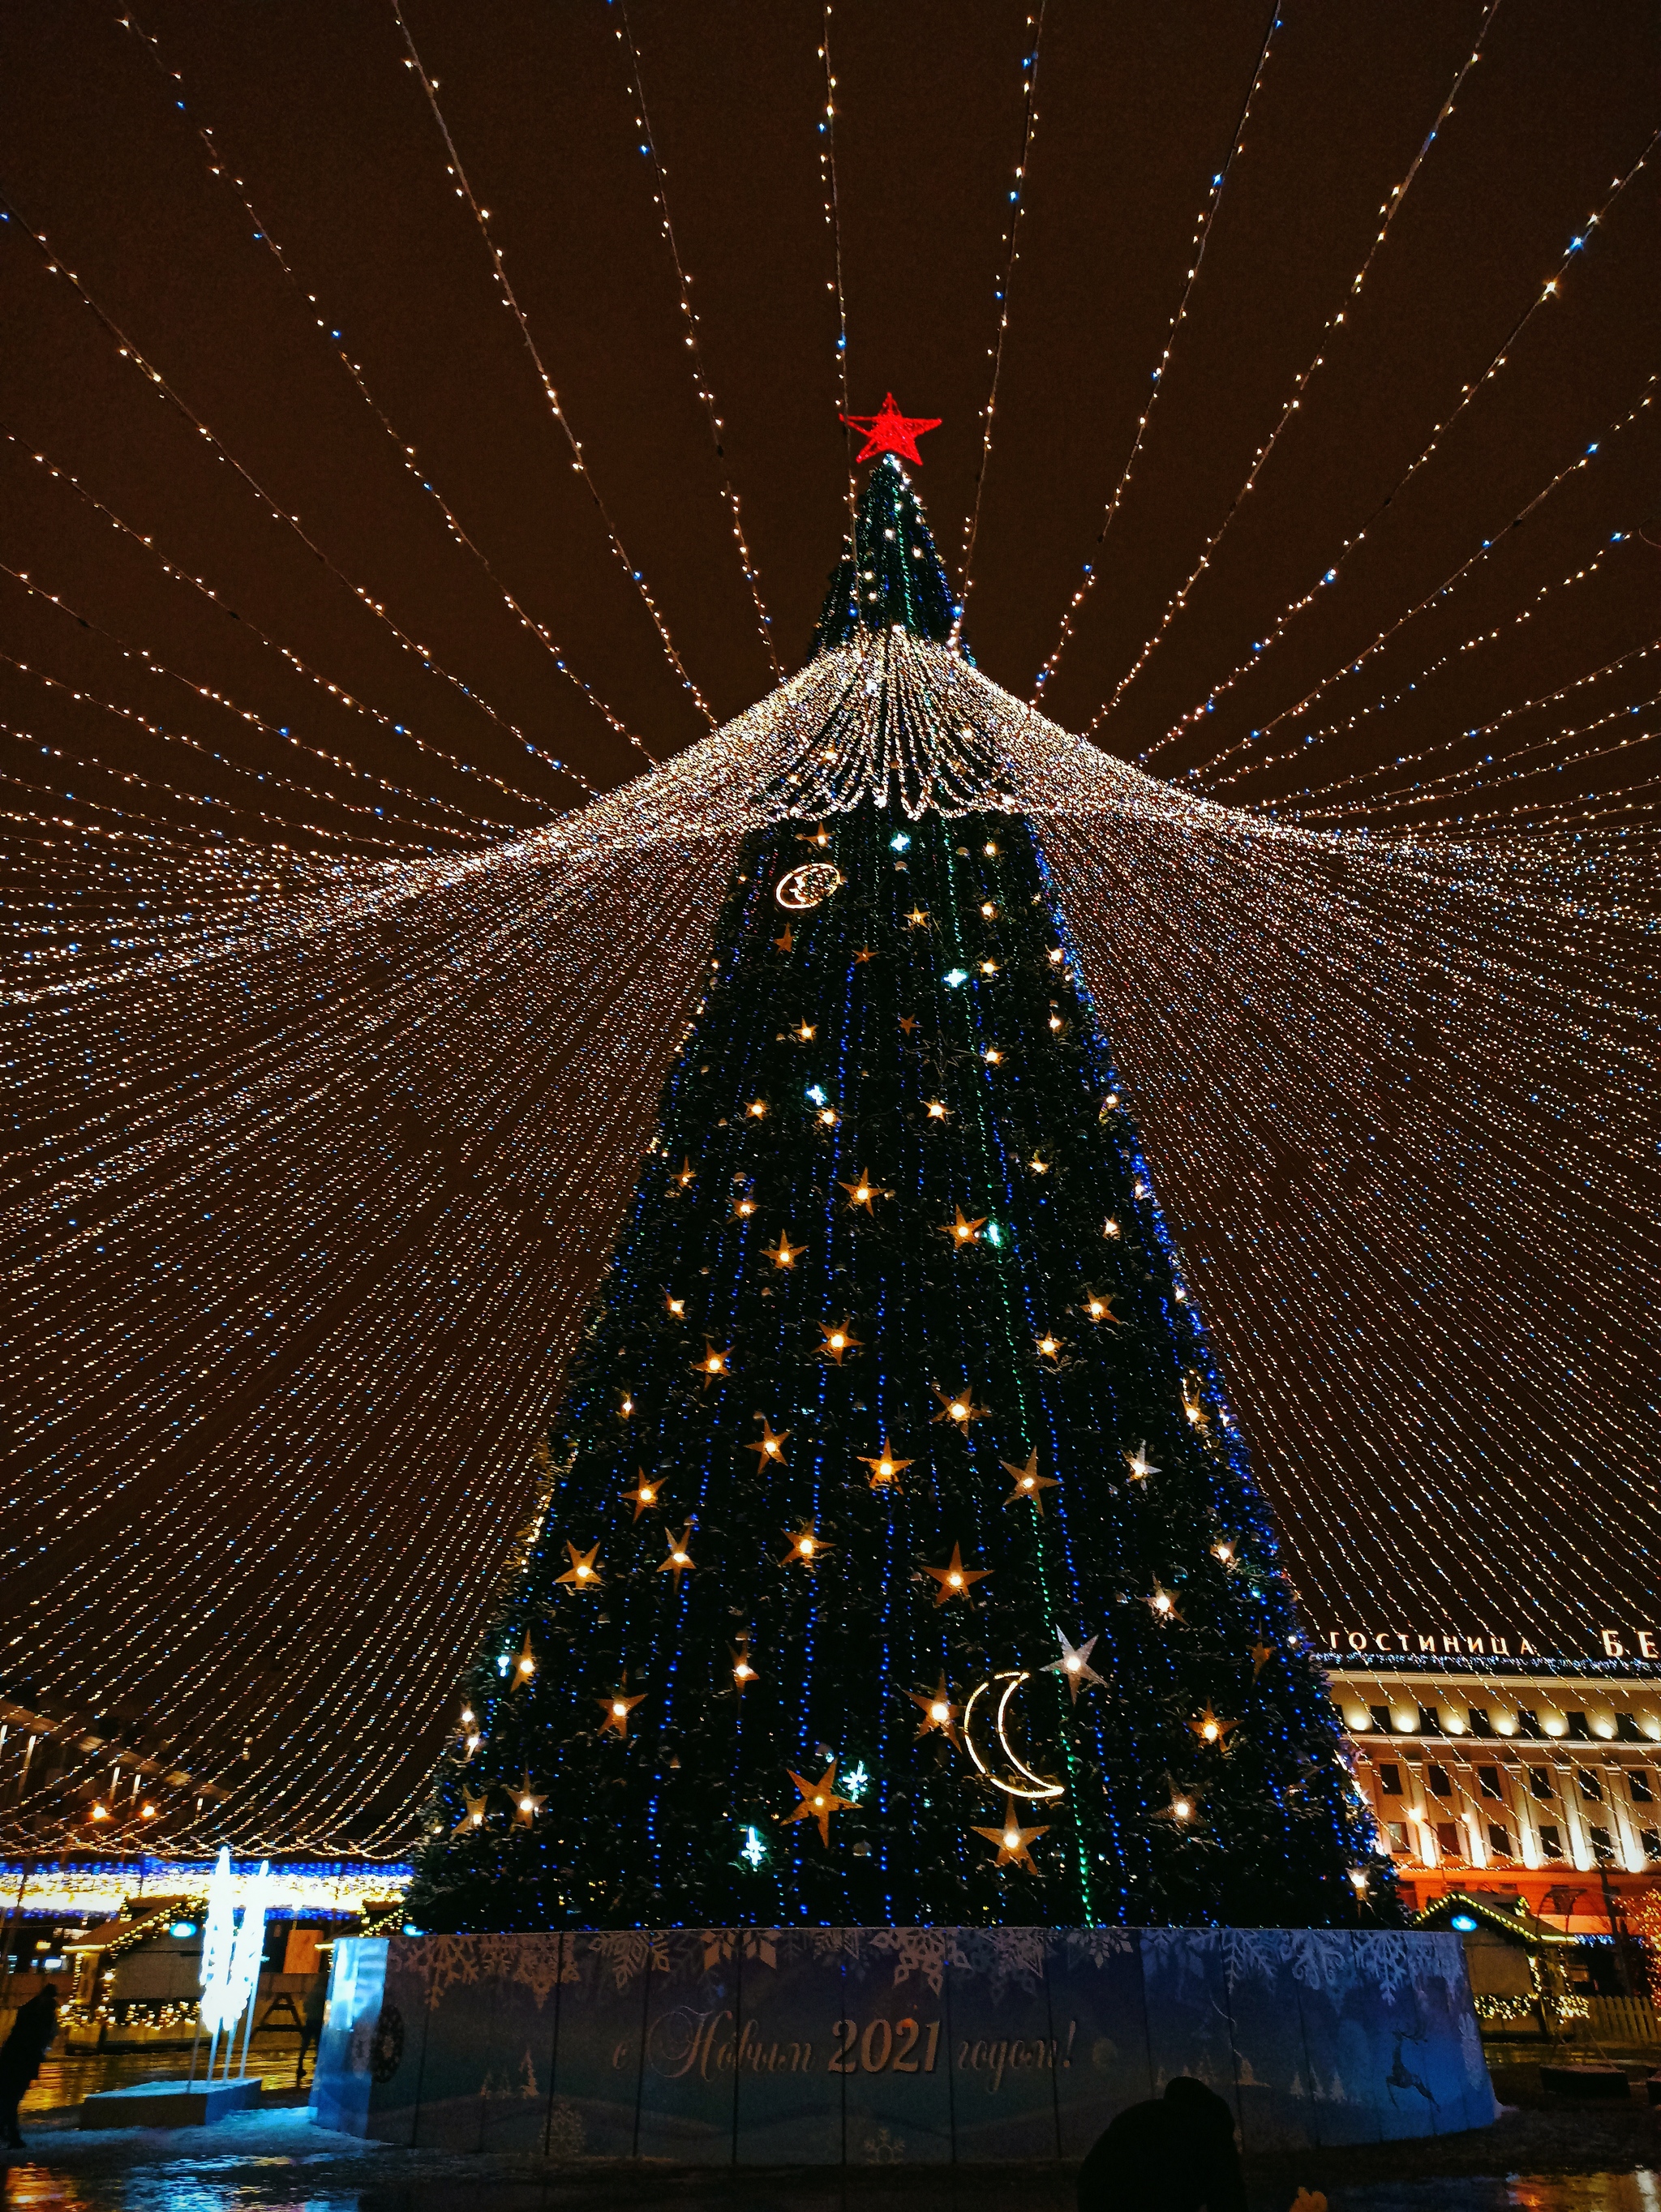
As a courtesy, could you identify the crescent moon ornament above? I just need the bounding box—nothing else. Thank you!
[962,1670,1064,1803]
[775,862,843,911]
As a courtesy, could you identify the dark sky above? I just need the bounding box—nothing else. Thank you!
[3,1,1658,835]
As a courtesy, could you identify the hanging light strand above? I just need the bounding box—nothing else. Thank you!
[613,1,783,682]
[1265,644,1661,821]
[1031,0,1283,698]
[0,191,595,792]
[1,564,539,835]
[1191,374,1658,790]
[111,5,646,766]
[952,4,1048,649]
[387,0,715,727]
[1231,525,1641,797]
[818,3,856,534]
[1135,126,1661,757]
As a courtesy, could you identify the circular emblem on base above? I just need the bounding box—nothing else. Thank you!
[775,863,843,911]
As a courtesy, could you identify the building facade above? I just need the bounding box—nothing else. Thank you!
[1326,1657,1661,1928]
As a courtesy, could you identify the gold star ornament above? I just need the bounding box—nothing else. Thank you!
[513,1773,547,1826]
[762,1232,805,1270]
[907,1673,962,1747]
[747,1415,790,1467]
[781,1762,856,1846]
[1191,1704,1236,1748]
[453,1790,489,1833]
[971,1797,1049,1872]
[931,1384,989,1425]
[924,1543,991,1606]
[858,1437,912,1491]
[941,1207,988,1246]
[554,1540,602,1590]
[820,1317,862,1364]
[1000,1447,1058,1514]
[599,1680,646,1738]
[695,1340,732,1385]
[623,1473,662,1520]
[659,1525,696,1587]
[838,1169,886,1212]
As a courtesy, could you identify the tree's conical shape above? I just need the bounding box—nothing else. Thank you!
[409,458,1392,1933]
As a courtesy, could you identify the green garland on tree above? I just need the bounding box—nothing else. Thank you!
[408,457,1393,1933]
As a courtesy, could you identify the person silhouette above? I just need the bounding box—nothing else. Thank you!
[1075,2075,1247,2211]
[0,1983,60,2150]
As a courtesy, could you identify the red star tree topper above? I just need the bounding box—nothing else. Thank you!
[840,392,942,466]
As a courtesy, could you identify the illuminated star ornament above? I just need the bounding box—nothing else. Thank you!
[839,392,942,465]
[747,1415,790,1467]
[907,1673,962,1747]
[513,1773,547,1827]
[554,1540,602,1590]
[924,1542,991,1606]
[859,1437,912,1491]
[820,1317,862,1364]
[622,1473,662,1521]
[453,1790,489,1834]
[781,1761,857,1845]
[1045,1628,1105,1703]
[1000,1447,1058,1513]
[599,1679,646,1739]
[971,1797,1049,1872]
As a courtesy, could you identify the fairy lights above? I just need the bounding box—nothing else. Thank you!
[112,6,646,766]
[951,8,1046,645]
[1135,131,1661,759]
[0,190,595,787]
[614,2,781,680]
[1032,0,1282,697]
[1062,0,1498,725]
[388,2,716,726]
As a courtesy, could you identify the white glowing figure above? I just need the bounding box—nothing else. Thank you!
[198,1848,271,2039]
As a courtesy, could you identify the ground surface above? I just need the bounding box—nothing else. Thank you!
[0,2038,1656,2209]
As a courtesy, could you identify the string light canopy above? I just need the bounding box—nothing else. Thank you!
[3,450,1655,1867]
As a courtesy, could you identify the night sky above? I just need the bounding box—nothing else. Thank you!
[4,2,1657,826]
[4,3,1659,1845]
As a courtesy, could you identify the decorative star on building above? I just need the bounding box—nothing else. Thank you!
[941,1207,988,1246]
[554,1540,603,1591]
[1045,1628,1105,1703]
[748,1415,790,1467]
[924,1542,990,1606]
[781,1763,857,1846]
[858,1437,912,1491]
[763,1232,805,1270]
[907,1672,962,1747]
[599,1679,646,1739]
[513,1772,547,1826]
[820,1317,862,1364]
[971,1796,1049,1872]
[1000,1447,1058,1514]
[623,1473,663,1521]
[659,1525,696,1586]
[839,392,942,465]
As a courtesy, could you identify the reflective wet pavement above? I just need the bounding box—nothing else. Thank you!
[1,2040,1656,2210]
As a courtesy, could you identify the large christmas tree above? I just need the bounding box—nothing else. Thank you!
[409,452,1392,1933]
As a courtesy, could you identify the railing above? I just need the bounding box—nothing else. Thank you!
[1586,1995,1660,2045]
